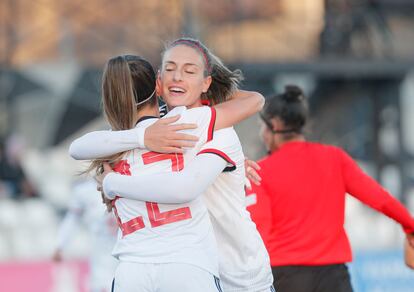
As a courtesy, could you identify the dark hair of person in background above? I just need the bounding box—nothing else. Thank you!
[248,84,414,292]
[260,85,308,139]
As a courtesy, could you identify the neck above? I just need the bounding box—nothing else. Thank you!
[270,134,305,153]
[281,135,306,144]
[133,104,159,125]
[167,100,202,111]
[188,99,203,109]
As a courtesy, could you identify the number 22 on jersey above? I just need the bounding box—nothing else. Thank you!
[112,152,192,237]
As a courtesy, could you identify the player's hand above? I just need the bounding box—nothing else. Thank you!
[245,158,261,189]
[95,162,114,191]
[96,163,115,211]
[407,232,414,248]
[405,238,414,269]
[145,115,199,153]
[101,192,113,212]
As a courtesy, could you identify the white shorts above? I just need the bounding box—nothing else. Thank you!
[89,254,118,292]
[112,262,222,292]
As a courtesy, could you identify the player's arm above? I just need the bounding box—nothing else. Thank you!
[143,90,264,150]
[69,116,198,159]
[69,127,146,160]
[341,148,414,233]
[214,90,264,130]
[102,154,228,203]
[69,90,264,159]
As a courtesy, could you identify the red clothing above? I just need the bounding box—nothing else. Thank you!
[255,141,414,267]
[246,181,272,247]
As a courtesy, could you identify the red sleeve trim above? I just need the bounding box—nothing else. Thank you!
[197,148,236,167]
[207,107,216,142]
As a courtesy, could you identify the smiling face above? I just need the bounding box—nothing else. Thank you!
[159,45,212,109]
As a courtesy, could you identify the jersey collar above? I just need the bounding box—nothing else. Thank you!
[135,116,158,126]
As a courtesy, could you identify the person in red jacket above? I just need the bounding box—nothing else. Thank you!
[246,176,271,247]
[249,85,414,292]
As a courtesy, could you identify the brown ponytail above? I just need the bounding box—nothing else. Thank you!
[206,53,243,105]
[103,56,136,131]
[87,55,157,174]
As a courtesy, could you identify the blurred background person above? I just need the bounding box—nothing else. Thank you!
[53,179,118,292]
[0,135,38,199]
[248,85,414,292]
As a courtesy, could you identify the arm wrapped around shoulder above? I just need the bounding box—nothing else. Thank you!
[103,154,227,203]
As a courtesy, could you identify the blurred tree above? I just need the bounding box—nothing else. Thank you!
[197,0,281,23]
[0,0,185,67]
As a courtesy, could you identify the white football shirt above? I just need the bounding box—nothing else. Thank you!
[111,106,219,277]
[198,127,273,292]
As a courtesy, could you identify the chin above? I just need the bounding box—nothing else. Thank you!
[165,93,202,108]
[169,98,197,108]
[163,97,182,108]
[173,100,191,108]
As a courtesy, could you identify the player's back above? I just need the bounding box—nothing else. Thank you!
[112,106,219,277]
[201,128,273,291]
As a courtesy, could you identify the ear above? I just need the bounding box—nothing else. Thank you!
[271,118,284,132]
[202,76,212,93]
[156,73,162,96]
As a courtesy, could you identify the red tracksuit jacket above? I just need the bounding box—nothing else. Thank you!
[247,141,414,266]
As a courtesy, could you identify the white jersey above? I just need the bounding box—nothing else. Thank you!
[57,179,118,292]
[112,106,219,277]
[199,128,273,292]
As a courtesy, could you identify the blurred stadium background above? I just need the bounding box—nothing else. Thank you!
[1,0,414,291]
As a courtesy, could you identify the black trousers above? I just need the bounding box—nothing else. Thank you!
[272,264,354,292]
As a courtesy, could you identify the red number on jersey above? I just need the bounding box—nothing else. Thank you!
[112,160,131,175]
[111,153,192,236]
[142,152,184,171]
[112,160,145,236]
[142,152,192,228]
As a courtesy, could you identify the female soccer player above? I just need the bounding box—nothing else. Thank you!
[71,38,274,292]
[71,51,267,291]
[249,85,414,292]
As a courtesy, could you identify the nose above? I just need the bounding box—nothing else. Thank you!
[173,69,182,81]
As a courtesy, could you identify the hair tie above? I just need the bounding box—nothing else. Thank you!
[172,39,212,74]
[259,112,301,134]
[136,89,156,106]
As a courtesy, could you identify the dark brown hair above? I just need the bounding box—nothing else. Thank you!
[261,85,308,134]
